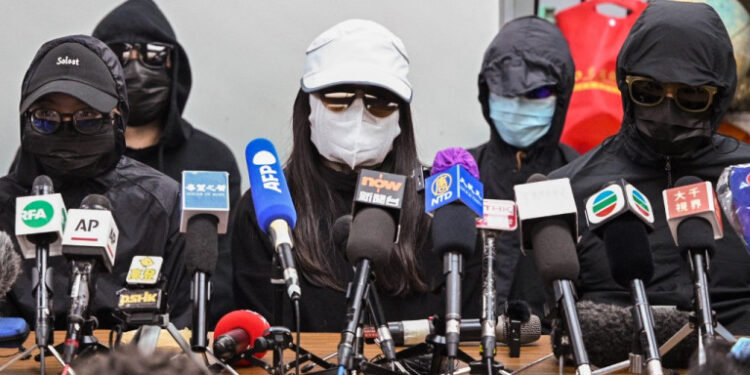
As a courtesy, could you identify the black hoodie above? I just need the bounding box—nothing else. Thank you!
[550,1,750,334]
[92,0,240,326]
[466,17,578,321]
[0,35,190,329]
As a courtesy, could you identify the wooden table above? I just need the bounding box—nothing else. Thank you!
[0,331,676,375]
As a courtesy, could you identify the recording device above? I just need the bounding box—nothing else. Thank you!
[585,180,663,375]
[338,207,396,371]
[426,147,483,363]
[180,171,229,351]
[663,176,723,364]
[514,174,591,375]
[61,194,118,363]
[213,310,271,365]
[476,199,517,358]
[362,312,542,347]
[246,138,300,302]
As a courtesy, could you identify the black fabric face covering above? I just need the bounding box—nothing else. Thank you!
[123,60,171,126]
[633,100,712,156]
[22,123,117,179]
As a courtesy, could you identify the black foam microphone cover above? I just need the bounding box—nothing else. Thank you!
[603,215,654,287]
[530,218,579,285]
[346,208,395,267]
[505,300,531,323]
[431,203,477,258]
[185,214,219,275]
[527,173,547,183]
[332,214,353,256]
[677,217,716,259]
[80,194,112,211]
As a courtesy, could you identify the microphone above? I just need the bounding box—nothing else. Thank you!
[338,207,396,371]
[717,164,750,254]
[426,147,483,362]
[584,180,663,374]
[514,174,591,375]
[60,194,118,363]
[245,139,299,301]
[15,175,66,258]
[663,176,722,357]
[0,231,22,298]
[213,310,271,365]
[476,199,517,358]
[180,171,229,351]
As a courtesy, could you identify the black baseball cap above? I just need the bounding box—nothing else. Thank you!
[20,42,119,113]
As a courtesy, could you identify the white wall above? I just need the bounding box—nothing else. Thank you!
[0,0,499,190]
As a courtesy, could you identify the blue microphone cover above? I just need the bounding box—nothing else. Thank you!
[245,138,297,233]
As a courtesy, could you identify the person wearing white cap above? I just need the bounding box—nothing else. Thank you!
[231,19,442,331]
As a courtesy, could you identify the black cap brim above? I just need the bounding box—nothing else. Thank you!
[20,80,118,114]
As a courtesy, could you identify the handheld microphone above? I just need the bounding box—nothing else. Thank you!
[245,139,300,301]
[0,231,22,298]
[476,199,517,358]
[15,175,66,258]
[426,147,482,362]
[663,176,722,357]
[514,174,591,375]
[338,207,396,371]
[180,171,229,351]
[213,310,271,365]
[585,180,663,374]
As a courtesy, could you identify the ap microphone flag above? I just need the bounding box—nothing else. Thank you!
[62,206,119,272]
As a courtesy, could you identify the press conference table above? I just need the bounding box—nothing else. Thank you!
[1,331,684,375]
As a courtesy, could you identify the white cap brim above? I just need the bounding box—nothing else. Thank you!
[301,63,412,103]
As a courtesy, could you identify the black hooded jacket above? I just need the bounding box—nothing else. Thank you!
[92,0,241,326]
[549,1,750,334]
[466,17,578,321]
[0,35,190,329]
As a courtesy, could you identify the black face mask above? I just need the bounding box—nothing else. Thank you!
[22,123,117,179]
[123,60,171,126]
[633,100,712,156]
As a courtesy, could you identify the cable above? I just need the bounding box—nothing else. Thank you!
[294,299,301,375]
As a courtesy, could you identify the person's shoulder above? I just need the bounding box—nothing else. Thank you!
[112,157,181,212]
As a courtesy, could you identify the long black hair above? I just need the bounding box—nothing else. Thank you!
[285,89,430,296]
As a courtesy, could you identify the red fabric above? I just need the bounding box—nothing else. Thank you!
[556,0,647,153]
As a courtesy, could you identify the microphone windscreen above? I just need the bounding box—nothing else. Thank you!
[603,215,654,286]
[0,232,21,298]
[675,176,703,187]
[80,194,112,211]
[530,218,579,285]
[677,217,716,258]
[31,175,54,195]
[332,215,352,256]
[185,215,218,275]
[574,301,696,368]
[346,207,396,267]
[213,309,270,359]
[431,203,477,258]
[505,300,531,323]
[245,138,297,232]
[430,147,480,178]
[527,173,547,183]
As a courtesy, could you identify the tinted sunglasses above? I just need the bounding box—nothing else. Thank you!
[26,108,112,135]
[110,42,173,68]
[625,75,718,113]
[524,85,555,99]
[317,87,400,118]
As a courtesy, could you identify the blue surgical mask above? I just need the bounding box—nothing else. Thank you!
[488,92,556,149]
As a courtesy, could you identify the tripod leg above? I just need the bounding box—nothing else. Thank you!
[0,345,38,372]
[715,324,737,343]
[134,325,162,356]
[658,323,693,356]
[205,349,241,375]
[165,322,209,371]
[48,344,67,366]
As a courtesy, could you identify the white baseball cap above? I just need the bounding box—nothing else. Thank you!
[301,19,412,103]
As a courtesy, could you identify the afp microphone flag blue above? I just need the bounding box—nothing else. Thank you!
[245,138,297,232]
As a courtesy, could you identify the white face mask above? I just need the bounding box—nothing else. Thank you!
[309,94,401,170]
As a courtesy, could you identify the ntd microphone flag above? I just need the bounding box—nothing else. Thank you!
[180,171,230,234]
[425,164,483,216]
[15,194,66,258]
[514,177,577,251]
[584,179,654,233]
[476,199,517,232]
[246,138,296,232]
[62,208,119,271]
[663,180,723,244]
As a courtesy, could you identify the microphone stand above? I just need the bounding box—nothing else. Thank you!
[0,244,66,374]
[59,260,107,364]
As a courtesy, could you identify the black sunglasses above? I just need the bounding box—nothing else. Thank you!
[26,108,113,135]
[626,75,718,113]
[110,42,173,68]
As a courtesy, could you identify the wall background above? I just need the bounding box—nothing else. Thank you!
[0,1,567,190]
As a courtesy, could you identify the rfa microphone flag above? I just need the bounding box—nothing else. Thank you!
[15,194,66,258]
